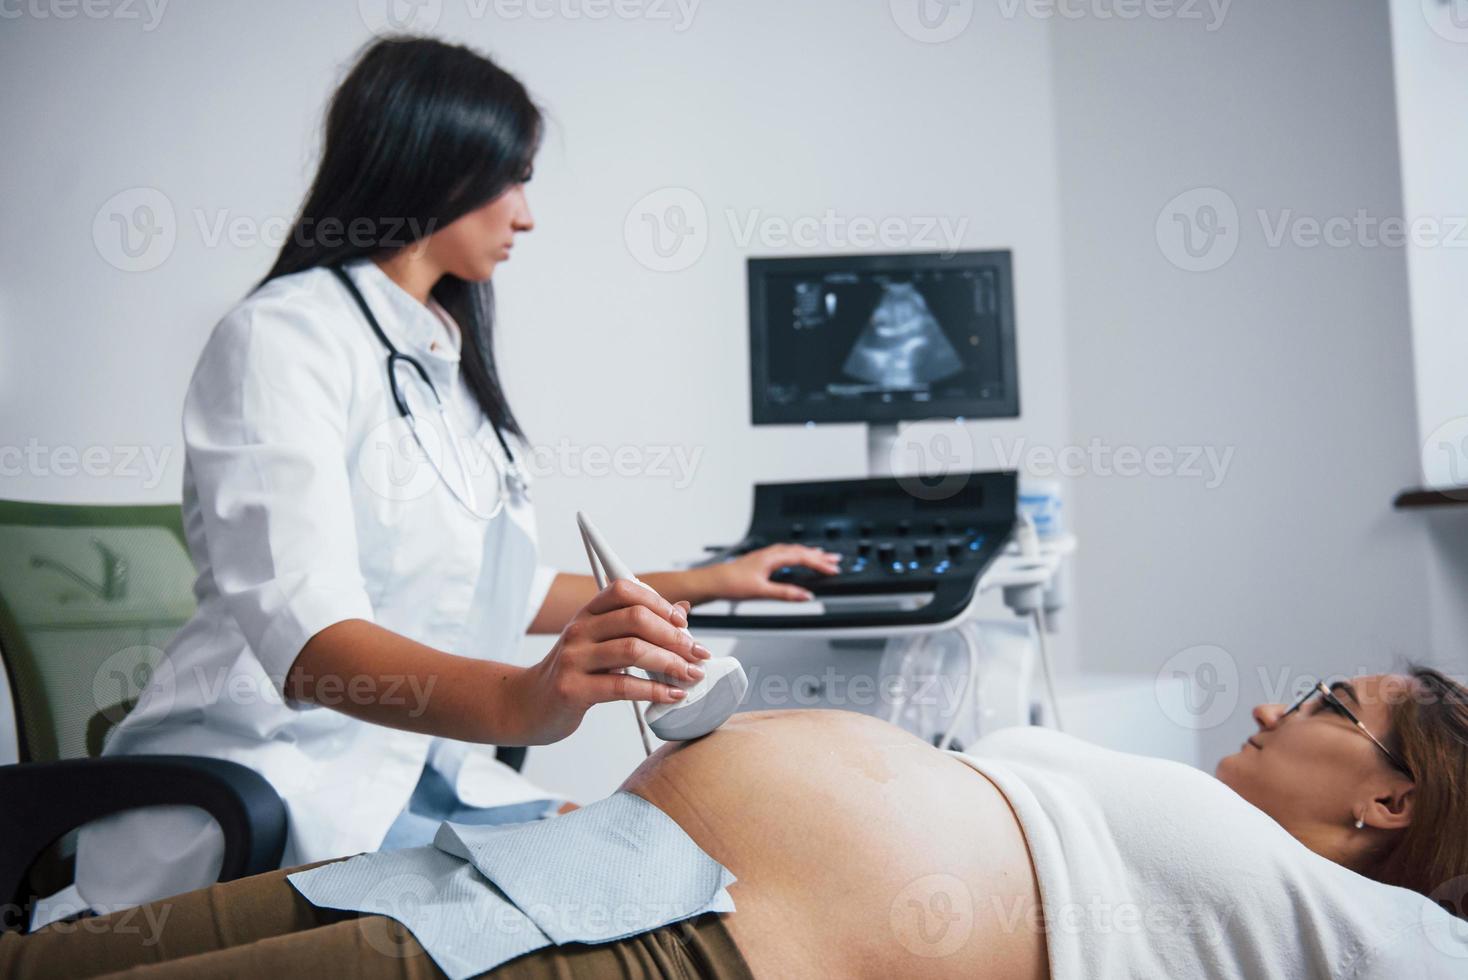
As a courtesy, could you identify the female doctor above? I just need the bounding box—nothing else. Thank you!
[73,35,840,913]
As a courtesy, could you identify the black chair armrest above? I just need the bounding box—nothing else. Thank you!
[0,755,286,932]
[494,745,527,773]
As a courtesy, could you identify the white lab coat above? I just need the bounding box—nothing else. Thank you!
[73,258,560,911]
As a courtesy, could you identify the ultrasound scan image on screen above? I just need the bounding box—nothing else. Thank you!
[749,252,1016,424]
[840,281,965,388]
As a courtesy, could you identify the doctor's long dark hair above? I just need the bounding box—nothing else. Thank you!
[260,35,541,441]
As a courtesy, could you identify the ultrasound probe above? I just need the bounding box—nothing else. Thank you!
[577,512,749,752]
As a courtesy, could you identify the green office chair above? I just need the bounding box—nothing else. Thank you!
[0,499,531,933]
[0,500,287,933]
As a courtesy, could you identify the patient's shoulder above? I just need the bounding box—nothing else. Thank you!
[1340,906,1468,979]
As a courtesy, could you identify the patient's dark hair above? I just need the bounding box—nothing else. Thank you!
[260,35,542,441]
[1374,664,1468,917]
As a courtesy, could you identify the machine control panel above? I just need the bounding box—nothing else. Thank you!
[690,470,1016,631]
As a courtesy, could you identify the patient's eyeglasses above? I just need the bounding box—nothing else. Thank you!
[1283,680,1415,780]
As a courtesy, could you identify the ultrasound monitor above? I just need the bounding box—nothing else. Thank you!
[748,250,1018,426]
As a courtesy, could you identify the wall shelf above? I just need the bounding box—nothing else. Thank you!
[1394,488,1468,510]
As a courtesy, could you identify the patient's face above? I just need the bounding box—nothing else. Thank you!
[1215,673,1412,828]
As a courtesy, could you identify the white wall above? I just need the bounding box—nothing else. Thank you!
[1048,0,1440,769]
[1387,0,1468,661]
[1391,0,1468,490]
[0,2,1071,798]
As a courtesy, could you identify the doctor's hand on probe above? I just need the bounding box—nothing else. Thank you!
[284,581,707,748]
[515,581,709,745]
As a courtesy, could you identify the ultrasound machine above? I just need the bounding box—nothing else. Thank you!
[681,250,1074,749]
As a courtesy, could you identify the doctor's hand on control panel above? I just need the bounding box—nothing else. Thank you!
[692,543,843,603]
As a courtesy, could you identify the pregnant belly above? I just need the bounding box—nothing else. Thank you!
[620,709,1048,980]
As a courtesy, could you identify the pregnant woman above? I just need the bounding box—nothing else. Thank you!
[4,668,1466,978]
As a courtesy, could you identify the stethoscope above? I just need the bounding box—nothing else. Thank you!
[331,265,530,521]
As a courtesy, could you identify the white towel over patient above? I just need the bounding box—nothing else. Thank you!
[954,727,1468,979]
